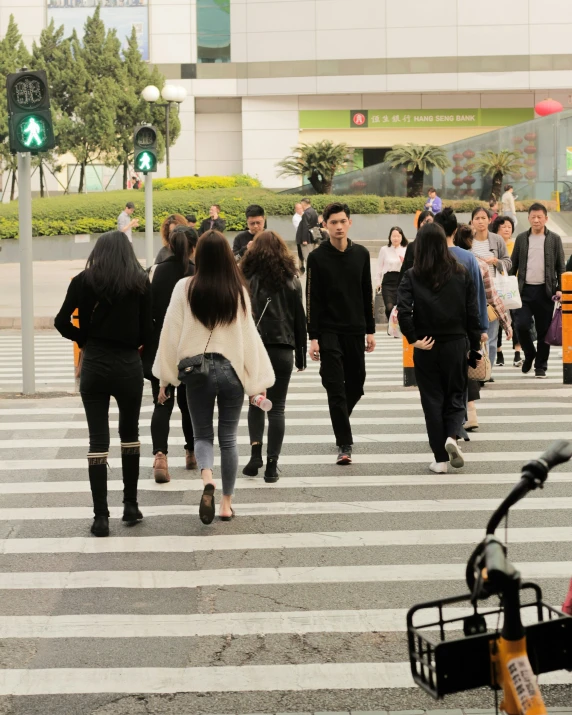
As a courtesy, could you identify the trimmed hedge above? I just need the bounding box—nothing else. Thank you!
[151,174,261,191]
[0,188,557,239]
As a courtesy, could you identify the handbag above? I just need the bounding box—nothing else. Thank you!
[468,341,491,382]
[545,301,562,346]
[487,304,498,322]
[387,306,402,339]
[494,272,522,310]
[309,226,323,243]
[177,329,214,384]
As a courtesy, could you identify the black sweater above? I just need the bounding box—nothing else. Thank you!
[54,271,153,350]
[306,239,375,340]
[233,230,254,259]
[397,268,481,350]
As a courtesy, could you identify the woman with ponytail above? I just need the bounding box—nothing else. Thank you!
[144,225,199,482]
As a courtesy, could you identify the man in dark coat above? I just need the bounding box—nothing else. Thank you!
[295,198,319,274]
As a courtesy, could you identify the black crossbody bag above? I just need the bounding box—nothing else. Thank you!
[177,329,214,385]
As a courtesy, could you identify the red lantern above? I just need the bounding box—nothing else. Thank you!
[452,165,464,174]
[452,153,464,161]
[452,177,464,187]
[463,175,476,185]
[464,162,475,172]
[525,170,537,180]
[463,149,475,159]
[524,158,536,167]
[524,145,536,154]
[512,136,523,145]
[534,99,563,117]
[510,172,523,181]
[524,132,537,141]
[465,188,475,196]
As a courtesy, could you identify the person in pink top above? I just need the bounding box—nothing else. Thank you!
[375,226,408,320]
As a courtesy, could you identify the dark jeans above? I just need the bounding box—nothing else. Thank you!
[79,342,144,515]
[497,310,520,351]
[248,345,293,459]
[184,353,244,496]
[414,338,467,463]
[319,333,366,446]
[514,284,554,372]
[150,376,194,455]
[381,271,400,320]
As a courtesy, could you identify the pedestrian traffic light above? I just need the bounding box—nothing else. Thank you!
[134,124,158,173]
[6,69,55,154]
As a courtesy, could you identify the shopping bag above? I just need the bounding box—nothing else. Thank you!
[387,306,402,338]
[545,302,562,346]
[494,272,522,310]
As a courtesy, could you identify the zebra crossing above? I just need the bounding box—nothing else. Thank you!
[0,330,571,714]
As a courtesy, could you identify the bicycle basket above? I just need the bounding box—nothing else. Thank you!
[407,582,572,699]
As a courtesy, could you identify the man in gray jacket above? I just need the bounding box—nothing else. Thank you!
[510,203,565,378]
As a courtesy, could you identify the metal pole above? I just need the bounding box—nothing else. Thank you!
[17,152,35,394]
[165,102,171,179]
[145,172,154,269]
[554,114,560,195]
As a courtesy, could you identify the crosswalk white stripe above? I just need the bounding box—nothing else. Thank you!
[0,451,565,470]
[2,526,571,555]
[1,561,571,590]
[2,472,571,495]
[0,607,551,638]
[0,498,569,521]
[1,431,568,449]
[0,663,569,696]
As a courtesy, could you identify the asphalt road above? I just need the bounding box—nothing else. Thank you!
[0,331,571,714]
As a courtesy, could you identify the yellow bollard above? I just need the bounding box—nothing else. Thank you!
[562,272,572,384]
[403,335,417,387]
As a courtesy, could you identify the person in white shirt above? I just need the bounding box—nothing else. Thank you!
[501,184,517,228]
[376,226,408,319]
[117,202,139,243]
[292,203,304,231]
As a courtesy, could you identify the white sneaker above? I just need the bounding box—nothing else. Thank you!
[445,437,465,468]
[429,461,448,474]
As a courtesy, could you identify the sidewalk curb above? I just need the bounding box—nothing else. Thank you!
[0,317,54,329]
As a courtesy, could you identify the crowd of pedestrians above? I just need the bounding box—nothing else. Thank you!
[57,195,565,537]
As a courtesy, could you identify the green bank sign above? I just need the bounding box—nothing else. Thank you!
[300,108,534,129]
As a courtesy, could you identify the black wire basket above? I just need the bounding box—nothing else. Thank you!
[407,582,572,699]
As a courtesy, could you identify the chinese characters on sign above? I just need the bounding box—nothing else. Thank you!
[355,110,479,128]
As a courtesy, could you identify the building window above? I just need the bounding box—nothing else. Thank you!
[197,0,230,63]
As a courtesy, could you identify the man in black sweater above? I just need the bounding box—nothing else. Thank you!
[296,197,319,274]
[232,204,266,260]
[198,204,226,236]
[306,202,376,465]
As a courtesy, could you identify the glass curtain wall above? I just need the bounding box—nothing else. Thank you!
[197,0,230,63]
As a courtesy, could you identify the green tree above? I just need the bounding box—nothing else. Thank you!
[276,140,354,194]
[114,27,180,189]
[384,144,451,197]
[0,15,32,200]
[474,150,523,200]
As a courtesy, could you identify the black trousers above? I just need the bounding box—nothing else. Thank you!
[381,271,400,320]
[296,243,304,266]
[150,376,194,455]
[248,345,293,459]
[514,285,554,372]
[319,333,366,446]
[414,338,467,463]
[80,343,144,516]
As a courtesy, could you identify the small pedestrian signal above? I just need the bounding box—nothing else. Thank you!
[134,124,158,174]
[18,116,47,149]
[136,151,154,172]
[6,69,55,153]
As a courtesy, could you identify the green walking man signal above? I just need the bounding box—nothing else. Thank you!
[6,69,55,154]
[134,124,158,173]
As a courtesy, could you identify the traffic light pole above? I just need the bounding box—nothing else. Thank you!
[17,151,35,394]
[145,172,154,269]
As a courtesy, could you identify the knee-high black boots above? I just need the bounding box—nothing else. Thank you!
[88,452,109,537]
[121,441,143,524]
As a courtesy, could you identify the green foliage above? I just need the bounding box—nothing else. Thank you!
[381,197,485,214]
[277,140,355,194]
[384,144,451,174]
[474,150,523,178]
[152,174,261,191]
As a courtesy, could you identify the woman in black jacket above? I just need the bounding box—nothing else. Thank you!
[240,230,307,482]
[54,231,152,537]
[144,225,199,482]
[397,223,481,474]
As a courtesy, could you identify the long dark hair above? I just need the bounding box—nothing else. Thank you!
[241,230,297,291]
[189,230,247,329]
[169,225,199,277]
[454,224,474,251]
[387,226,408,247]
[413,223,463,292]
[84,231,147,300]
[416,210,433,228]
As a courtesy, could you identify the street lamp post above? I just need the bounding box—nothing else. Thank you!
[141,84,187,178]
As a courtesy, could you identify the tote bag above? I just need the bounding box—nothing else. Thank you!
[468,342,491,382]
[545,303,562,346]
[494,272,522,310]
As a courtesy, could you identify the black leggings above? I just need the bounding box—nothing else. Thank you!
[381,271,400,320]
[247,345,294,459]
[150,376,194,454]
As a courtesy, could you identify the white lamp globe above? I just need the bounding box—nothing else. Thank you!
[161,85,180,102]
[175,86,188,103]
[141,85,160,102]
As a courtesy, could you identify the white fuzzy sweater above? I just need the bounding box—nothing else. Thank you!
[152,279,275,396]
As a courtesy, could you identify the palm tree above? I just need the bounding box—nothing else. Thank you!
[474,150,523,200]
[384,144,450,197]
[276,140,354,194]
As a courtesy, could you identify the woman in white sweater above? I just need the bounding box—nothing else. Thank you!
[153,230,275,524]
[375,226,408,320]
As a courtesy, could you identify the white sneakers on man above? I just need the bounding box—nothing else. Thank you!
[445,437,465,468]
[429,461,448,474]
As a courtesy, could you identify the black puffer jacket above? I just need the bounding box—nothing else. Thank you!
[247,274,307,370]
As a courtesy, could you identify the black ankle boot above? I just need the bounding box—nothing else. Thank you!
[91,515,109,537]
[121,440,140,506]
[122,501,143,525]
[243,443,263,476]
[264,458,280,483]
[88,453,109,519]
